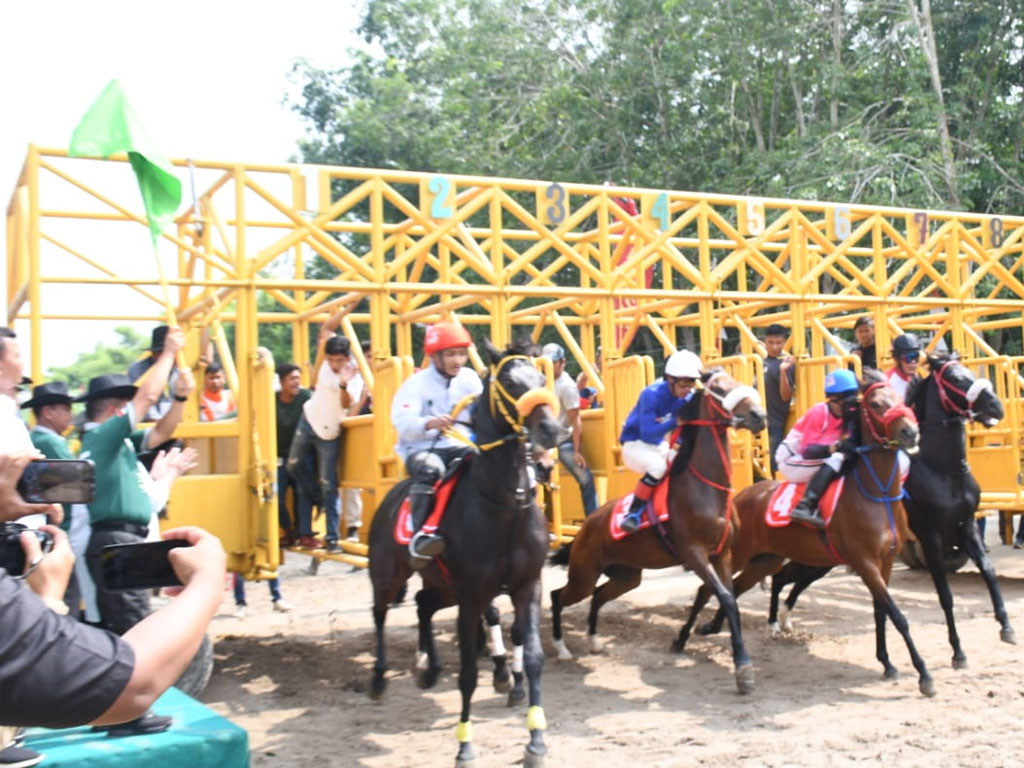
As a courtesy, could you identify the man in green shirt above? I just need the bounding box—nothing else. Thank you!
[77,328,193,736]
[22,380,95,620]
[275,363,315,547]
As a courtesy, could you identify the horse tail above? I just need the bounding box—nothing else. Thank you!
[549,541,573,567]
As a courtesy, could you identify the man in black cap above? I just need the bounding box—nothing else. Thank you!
[78,327,193,736]
[127,325,175,422]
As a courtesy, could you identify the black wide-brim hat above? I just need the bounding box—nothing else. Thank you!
[75,373,137,402]
[21,381,73,409]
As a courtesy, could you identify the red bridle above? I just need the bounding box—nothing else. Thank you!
[935,360,973,418]
[861,381,917,449]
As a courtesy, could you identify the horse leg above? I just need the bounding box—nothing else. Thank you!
[915,529,968,669]
[777,564,832,635]
[698,554,784,637]
[550,559,602,660]
[507,621,526,707]
[370,601,390,699]
[675,582,714,652]
[511,580,547,768]
[860,561,935,697]
[369,552,407,699]
[415,586,449,689]
[483,602,512,693]
[681,548,755,695]
[454,600,484,766]
[586,565,642,654]
[962,515,1016,645]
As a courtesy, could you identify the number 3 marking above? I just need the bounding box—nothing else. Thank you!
[545,183,566,225]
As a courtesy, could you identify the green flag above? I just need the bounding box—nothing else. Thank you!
[69,79,182,244]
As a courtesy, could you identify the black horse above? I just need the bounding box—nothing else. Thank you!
[706,352,1016,665]
[368,339,560,767]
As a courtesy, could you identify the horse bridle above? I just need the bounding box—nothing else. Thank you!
[685,372,762,428]
[483,355,559,449]
[860,381,916,449]
[935,360,993,422]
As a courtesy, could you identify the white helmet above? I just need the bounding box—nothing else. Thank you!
[664,349,702,378]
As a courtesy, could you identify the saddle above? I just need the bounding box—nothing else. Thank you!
[609,478,671,540]
[394,456,472,546]
[765,478,845,528]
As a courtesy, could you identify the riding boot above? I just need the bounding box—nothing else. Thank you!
[789,464,839,529]
[620,474,659,533]
[408,485,444,569]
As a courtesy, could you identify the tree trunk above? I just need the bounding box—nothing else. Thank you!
[905,0,960,206]
[829,0,842,129]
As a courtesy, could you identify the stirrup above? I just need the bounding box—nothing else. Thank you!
[789,506,825,529]
[620,511,644,533]
[409,530,445,560]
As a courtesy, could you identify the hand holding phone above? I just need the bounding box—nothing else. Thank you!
[16,459,95,504]
[100,540,189,590]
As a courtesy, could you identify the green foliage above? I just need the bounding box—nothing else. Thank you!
[289,0,1024,214]
[47,326,148,392]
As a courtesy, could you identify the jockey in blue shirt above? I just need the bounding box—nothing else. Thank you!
[618,349,703,533]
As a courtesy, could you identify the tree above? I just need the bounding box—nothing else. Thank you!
[47,326,148,392]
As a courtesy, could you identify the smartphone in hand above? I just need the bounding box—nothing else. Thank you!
[100,539,188,590]
[17,459,95,504]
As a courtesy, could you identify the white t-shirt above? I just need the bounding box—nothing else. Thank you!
[1,394,46,527]
[303,360,345,440]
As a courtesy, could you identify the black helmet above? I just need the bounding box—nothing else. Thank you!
[892,333,922,354]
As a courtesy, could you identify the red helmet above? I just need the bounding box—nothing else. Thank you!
[424,322,472,356]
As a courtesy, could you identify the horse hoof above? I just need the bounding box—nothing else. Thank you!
[493,672,512,693]
[369,675,387,700]
[882,667,899,681]
[523,744,547,768]
[455,744,476,767]
[671,638,687,654]
[768,622,781,637]
[1001,628,1017,645]
[735,664,755,695]
[507,688,526,707]
[554,639,573,661]
[417,668,440,689]
[588,635,604,654]
[952,656,968,671]
[920,678,937,698]
[696,621,722,636]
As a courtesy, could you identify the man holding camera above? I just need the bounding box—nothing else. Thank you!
[0,453,225,751]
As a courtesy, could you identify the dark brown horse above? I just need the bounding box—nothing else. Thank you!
[676,372,937,695]
[549,368,766,693]
[368,339,560,767]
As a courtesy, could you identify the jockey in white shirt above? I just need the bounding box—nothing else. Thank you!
[391,322,483,567]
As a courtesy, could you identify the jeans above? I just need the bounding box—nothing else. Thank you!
[557,439,597,516]
[233,572,282,605]
[287,413,341,542]
[768,424,785,475]
[278,461,314,536]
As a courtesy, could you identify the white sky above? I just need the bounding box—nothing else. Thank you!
[1,0,363,372]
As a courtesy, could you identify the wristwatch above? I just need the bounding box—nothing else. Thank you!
[173,394,189,402]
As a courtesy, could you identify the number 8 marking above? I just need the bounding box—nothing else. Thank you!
[990,218,1005,248]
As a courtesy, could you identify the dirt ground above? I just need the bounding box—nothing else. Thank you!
[200,520,1024,768]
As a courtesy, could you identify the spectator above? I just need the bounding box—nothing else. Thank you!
[287,306,358,553]
[618,350,703,533]
[885,333,922,402]
[761,324,795,476]
[77,327,194,736]
[851,316,877,371]
[198,362,237,422]
[22,381,98,622]
[340,339,372,542]
[0,452,225,737]
[231,571,291,618]
[275,364,316,548]
[541,343,597,517]
[575,346,602,409]
[127,325,177,421]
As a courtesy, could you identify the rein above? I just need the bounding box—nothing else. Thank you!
[934,361,993,422]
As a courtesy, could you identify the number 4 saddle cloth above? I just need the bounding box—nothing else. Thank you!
[765,478,846,528]
[608,478,671,540]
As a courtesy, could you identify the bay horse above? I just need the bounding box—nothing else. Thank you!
[549,368,767,694]
[676,371,938,696]
[367,339,560,767]
[744,352,1015,661]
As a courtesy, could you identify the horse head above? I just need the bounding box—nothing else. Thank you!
[860,369,919,452]
[479,338,561,450]
[925,352,1004,428]
[700,367,767,433]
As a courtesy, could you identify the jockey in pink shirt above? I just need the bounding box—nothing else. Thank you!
[776,368,860,528]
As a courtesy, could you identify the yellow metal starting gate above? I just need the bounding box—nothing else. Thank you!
[7,146,1024,572]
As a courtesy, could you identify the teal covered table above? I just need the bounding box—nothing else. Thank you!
[22,687,249,767]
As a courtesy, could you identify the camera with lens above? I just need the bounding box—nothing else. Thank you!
[0,522,54,575]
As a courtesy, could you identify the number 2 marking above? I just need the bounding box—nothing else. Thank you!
[428,176,452,219]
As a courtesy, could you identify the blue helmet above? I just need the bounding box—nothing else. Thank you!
[824,369,858,396]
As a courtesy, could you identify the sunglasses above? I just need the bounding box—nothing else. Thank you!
[901,352,920,363]
[666,376,696,387]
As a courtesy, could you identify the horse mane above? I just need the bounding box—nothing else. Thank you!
[669,391,703,475]
[860,368,886,388]
[503,337,540,359]
[924,349,957,371]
